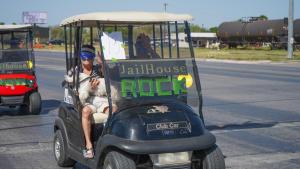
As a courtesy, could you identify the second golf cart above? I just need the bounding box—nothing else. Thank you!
[54,12,225,169]
[0,25,41,115]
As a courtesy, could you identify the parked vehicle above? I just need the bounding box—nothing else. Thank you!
[53,11,225,169]
[0,25,41,114]
[48,39,64,45]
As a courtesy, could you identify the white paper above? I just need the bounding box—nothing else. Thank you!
[64,88,73,105]
[101,32,126,60]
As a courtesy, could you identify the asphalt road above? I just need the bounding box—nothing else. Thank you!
[1,51,300,169]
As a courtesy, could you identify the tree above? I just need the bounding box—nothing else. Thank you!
[209,27,218,33]
[190,24,207,32]
[12,22,17,25]
[259,15,268,20]
[50,26,64,40]
[0,22,4,25]
[179,24,207,32]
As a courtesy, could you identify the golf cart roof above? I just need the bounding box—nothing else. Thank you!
[60,11,193,26]
[0,24,32,32]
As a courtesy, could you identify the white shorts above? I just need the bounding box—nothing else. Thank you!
[85,96,109,114]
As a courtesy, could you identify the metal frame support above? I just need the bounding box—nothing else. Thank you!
[97,22,113,118]
[167,22,172,58]
[153,24,156,52]
[184,21,204,124]
[288,0,294,59]
[160,24,164,58]
[90,27,93,46]
[64,26,69,72]
[75,24,81,92]
[175,21,180,58]
[0,34,3,49]
[72,23,78,90]
[128,25,134,58]
[69,24,73,69]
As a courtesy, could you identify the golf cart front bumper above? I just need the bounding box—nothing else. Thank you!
[153,164,190,169]
[0,95,25,106]
[99,130,216,155]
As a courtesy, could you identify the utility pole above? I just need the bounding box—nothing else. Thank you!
[288,0,294,59]
[164,3,168,12]
[163,3,168,45]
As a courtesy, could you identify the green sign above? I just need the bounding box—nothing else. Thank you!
[121,76,187,98]
[118,60,187,77]
[0,78,34,87]
[0,62,29,70]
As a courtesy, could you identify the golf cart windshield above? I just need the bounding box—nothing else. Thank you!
[0,28,33,72]
[96,21,200,114]
[106,58,200,113]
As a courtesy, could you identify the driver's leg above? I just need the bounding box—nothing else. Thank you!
[82,106,93,150]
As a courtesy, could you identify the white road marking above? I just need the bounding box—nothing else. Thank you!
[36,64,65,71]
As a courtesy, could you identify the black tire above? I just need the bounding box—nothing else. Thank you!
[103,151,136,169]
[202,145,225,169]
[28,92,42,115]
[53,130,75,167]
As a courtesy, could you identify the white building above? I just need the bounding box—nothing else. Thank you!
[171,32,217,48]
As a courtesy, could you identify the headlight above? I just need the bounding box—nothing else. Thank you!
[26,79,35,88]
[178,74,193,88]
[150,151,192,167]
[26,61,33,69]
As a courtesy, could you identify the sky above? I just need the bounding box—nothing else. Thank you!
[0,0,299,28]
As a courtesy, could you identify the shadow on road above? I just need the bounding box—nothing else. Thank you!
[0,99,61,117]
[74,163,90,169]
[0,106,19,116]
[207,121,277,131]
[41,99,62,115]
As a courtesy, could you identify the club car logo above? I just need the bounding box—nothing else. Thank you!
[147,121,191,133]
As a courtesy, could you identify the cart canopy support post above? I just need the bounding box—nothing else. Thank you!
[128,25,134,58]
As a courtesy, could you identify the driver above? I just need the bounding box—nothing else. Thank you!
[10,38,20,49]
[79,45,116,159]
[135,33,160,59]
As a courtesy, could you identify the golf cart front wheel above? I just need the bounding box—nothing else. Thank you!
[53,130,75,167]
[202,145,225,169]
[28,92,42,115]
[103,151,136,169]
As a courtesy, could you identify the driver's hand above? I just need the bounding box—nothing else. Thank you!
[91,78,100,90]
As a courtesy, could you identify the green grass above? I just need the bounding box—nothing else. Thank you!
[38,45,300,62]
[193,48,300,61]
